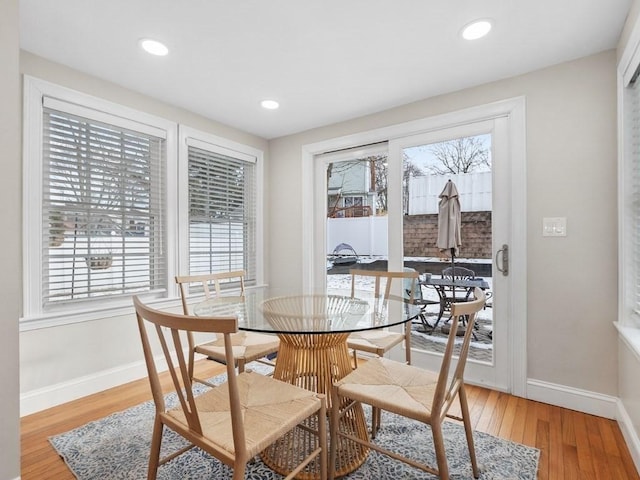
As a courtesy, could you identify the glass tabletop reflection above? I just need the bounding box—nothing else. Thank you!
[193,287,421,335]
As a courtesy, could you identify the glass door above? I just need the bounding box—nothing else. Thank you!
[321,144,388,297]
[389,120,510,390]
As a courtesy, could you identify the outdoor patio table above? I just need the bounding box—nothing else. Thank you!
[420,277,490,333]
[194,287,421,479]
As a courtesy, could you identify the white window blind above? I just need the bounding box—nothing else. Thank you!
[42,106,166,307]
[187,144,256,285]
[629,75,640,319]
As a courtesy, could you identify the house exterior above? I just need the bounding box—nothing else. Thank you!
[327,159,376,218]
[3,3,640,480]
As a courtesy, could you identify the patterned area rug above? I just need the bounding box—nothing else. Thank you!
[50,366,539,479]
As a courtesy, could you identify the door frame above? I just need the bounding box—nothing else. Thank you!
[301,97,527,397]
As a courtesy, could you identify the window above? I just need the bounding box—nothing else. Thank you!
[42,105,166,306]
[621,59,640,328]
[23,79,263,327]
[178,128,262,292]
[23,77,177,324]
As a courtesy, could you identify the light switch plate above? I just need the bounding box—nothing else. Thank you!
[542,217,566,237]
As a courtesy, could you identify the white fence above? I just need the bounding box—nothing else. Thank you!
[408,172,492,215]
[328,172,492,257]
[327,216,388,257]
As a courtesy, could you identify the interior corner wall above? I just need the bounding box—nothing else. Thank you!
[0,0,22,477]
[267,50,619,398]
[18,51,269,414]
[617,2,640,470]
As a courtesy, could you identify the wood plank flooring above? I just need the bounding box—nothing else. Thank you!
[21,359,640,479]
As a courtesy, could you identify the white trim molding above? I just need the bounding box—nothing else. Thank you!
[618,398,640,474]
[20,358,150,416]
[526,378,618,419]
[19,349,192,416]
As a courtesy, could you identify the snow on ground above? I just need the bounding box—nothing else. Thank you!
[327,268,494,359]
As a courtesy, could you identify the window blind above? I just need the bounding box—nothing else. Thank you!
[187,145,256,285]
[42,107,166,307]
[629,77,640,318]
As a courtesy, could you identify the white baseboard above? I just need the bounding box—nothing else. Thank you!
[20,359,150,417]
[526,378,618,419]
[20,348,198,416]
[617,399,640,474]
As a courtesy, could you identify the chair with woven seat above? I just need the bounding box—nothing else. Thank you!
[175,271,279,385]
[346,268,419,368]
[329,288,486,480]
[133,296,327,480]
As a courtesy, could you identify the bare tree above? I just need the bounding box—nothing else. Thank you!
[402,153,423,214]
[326,153,423,215]
[368,155,387,213]
[425,137,490,174]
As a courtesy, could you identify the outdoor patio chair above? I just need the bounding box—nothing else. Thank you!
[429,266,477,335]
[404,267,440,332]
[175,271,279,386]
[329,288,486,480]
[133,296,327,480]
[442,266,476,301]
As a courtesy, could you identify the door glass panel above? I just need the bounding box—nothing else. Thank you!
[402,134,493,363]
[326,152,388,296]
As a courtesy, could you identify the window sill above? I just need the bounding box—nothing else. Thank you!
[615,321,640,364]
[20,297,183,332]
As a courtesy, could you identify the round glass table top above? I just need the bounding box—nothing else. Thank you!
[193,287,422,335]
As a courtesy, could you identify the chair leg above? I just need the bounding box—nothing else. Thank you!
[232,462,246,480]
[318,397,328,480]
[237,358,246,374]
[328,388,341,480]
[431,421,450,480]
[147,416,163,480]
[459,385,479,478]
[371,406,381,438]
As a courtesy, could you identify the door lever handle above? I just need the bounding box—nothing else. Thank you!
[496,244,509,276]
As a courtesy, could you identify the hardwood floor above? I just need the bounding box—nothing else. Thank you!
[21,359,640,479]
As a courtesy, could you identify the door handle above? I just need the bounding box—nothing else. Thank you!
[496,244,509,276]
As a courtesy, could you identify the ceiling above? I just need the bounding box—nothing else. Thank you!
[20,0,632,140]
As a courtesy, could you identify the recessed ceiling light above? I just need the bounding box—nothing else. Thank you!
[139,38,169,56]
[461,20,492,40]
[261,100,280,110]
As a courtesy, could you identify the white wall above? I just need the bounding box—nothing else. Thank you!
[0,0,22,477]
[269,50,619,397]
[18,52,269,413]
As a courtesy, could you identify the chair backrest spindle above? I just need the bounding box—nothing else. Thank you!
[431,287,485,419]
[132,295,244,444]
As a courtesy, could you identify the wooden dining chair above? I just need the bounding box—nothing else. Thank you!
[133,296,327,480]
[328,288,486,480]
[346,268,420,368]
[175,271,279,386]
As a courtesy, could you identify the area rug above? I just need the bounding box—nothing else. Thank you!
[50,366,539,479]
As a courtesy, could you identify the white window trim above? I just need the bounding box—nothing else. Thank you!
[177,125,265,301]
[617,12,640,352]
[21,76,179,330]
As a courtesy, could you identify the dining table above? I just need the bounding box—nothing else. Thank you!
[194,287,422,479]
